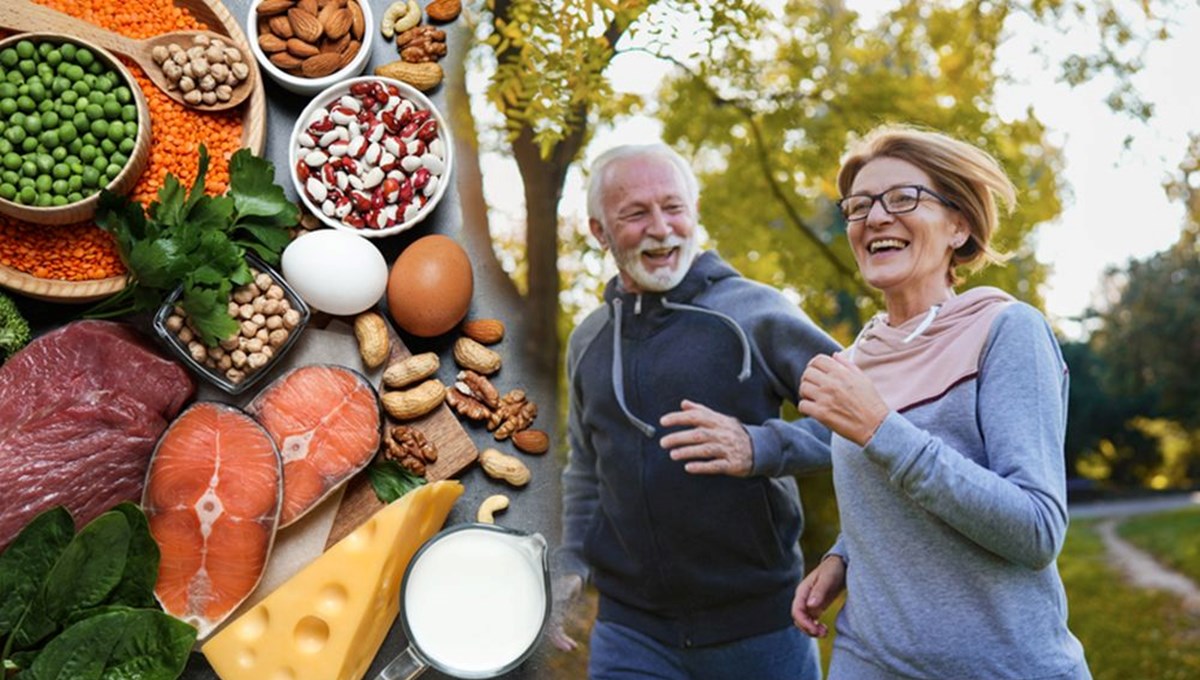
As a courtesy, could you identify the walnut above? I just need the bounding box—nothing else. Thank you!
[396,25,446,63]
[384,425,437,477]
[446,388,491,422]
[455,370,500,410]
[488,389,538,440]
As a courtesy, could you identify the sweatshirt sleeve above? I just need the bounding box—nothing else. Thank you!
[728,282,841,477]
[555,329,602,581]
[859,305,1070,570]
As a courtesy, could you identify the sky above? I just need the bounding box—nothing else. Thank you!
[476,2,1200,340]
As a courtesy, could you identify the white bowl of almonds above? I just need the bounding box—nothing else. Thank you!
[247,0,373,96]
[152,257,311,395]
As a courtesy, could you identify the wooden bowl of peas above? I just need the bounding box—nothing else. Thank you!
[0,32,150,226]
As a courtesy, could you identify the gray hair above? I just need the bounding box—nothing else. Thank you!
[585,144,700,229]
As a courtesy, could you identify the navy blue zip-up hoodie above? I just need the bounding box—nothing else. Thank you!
[558,251,840,647]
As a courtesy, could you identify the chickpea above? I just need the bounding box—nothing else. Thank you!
[231,349,248,369]
[244,338,264,354]
[268,329,289,348]
[255,273,274,290]
[256,328,270,343]
[261,345,275,360]
[225,368,246,384]
[232,287,254,304]
[252,297,267,314]
[220,334,241,351]
[262,299,281,316]
[246,283,262,298]
[188,341,207,363]
[165,314,184,332]
[266,315,283,330]
[178,327,194,343]
[227,301,241,316]
[251,313,266,327]
[247,353,270,370]
[241,320,259,338]
[265,285,285,301]
[239,303,255,320]
[217,355,233,371]
[283,309,302,329]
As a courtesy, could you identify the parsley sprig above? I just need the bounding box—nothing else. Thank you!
[88,146,299,346]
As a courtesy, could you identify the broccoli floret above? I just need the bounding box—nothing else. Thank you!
[0,290,31,363]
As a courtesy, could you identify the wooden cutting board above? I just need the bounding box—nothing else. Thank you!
[325,324,477,548]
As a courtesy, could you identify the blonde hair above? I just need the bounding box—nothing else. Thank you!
[837,125,1016,283]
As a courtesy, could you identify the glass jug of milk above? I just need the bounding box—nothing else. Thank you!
[377,523,550,679]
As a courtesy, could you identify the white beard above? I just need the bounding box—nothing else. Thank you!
[612,233,698,292]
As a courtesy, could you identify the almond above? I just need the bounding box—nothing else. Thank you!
[324,8,352,40]
[512,429,550,455]
[269,51,304,70]
[322,32,351,54]
[301,51,342,77]
[258,33,289,53]
[288,7,323,43]
[268,14,294,39]
[426,0,462,22]
[336,39,360,69]
[347,0,365,40]
[298,0,318,15]
[286,37,320,58]
[462,319,505,345]
[256,0,294,16]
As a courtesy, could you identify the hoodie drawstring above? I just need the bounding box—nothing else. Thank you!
[610,298,657,438]
[662,298,752,382]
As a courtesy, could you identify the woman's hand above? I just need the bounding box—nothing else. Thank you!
[798,353,890,446]
[792,555,846,638]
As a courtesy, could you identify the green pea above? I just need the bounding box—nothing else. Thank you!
[2,152,19,170]
[26,80,44,103]
[37,99,53,114]
[58,122,76,144]
[19,161,35,179]
[81,165,99,187]
[60,43,76,61]
[34,191,52,207]
[18,60,35,78]
[51,178,68,195]
[0,98,15,115]
[50,76,69,96]
[34,155,53,174]
[118,137,134,154]
[75,48,94,67]
[120,104,136,122]
[110,152,127,167]
[114,86,131,104]
[67,138,82,155]
[40,130,60,149]
[106,122,124,143]
[49,145,65,161]
[102,99,121,118]
[1,170,17,185]
[83,72,96,86]
[0,138,10,155]
[67,190,82,202]
[37,42,53,58]
[80,145,97,162]
[91,156,107,172]
[51,163,69,180]
[99,139,116,156]
[0,83,15,98]
[87,91,105,107]
[46,49,62,68]
[15,41,35,60]
[51,194,68,206]
[73,113,89,131]
[4,126,25,144]
[88,61,104,75]
[17,185,35,204]
[34,174,51,193]
[15,95,34,112]
[94,75,113,93]
[7,112,21,126]
[6,71,24,85]
[84,103,103,120]
[40,110,58,128]
[123,121,136,138]
[19,136,35,153]
[68,174,82,192]
[0,49,16,68]
[58,104,75,119]
[90,119,108,138]
[104,163,121,180]
[65,65,84,82]
[60,89,78,105]
[22,115,41,135]
[0,183,14,201]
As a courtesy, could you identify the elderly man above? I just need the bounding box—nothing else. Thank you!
[553,143,839,679]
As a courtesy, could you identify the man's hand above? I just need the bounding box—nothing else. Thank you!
[791,555,846,638]
[659,399,753,477]
[548,573,584,652]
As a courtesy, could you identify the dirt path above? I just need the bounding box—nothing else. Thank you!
[1095,519,1200,614]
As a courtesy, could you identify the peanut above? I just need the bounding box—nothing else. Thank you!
[354,311,391,369]
[383,352,440,389]
[454,337,502,375]
[479,448,530,487]
[382,379,446,420]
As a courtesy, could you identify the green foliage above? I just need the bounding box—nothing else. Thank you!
[655,0,1065,328]
[0,290,31,364]
[88,146,298,346]
[366,458,427,504]
[1059,520,1200,679]
[0,504,195,677]
[1117,506,1200,584]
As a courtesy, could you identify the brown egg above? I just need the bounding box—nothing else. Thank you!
[387,235,474,337]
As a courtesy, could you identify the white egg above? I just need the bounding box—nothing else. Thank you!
[281,229,389,315]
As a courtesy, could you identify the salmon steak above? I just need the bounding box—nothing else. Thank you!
[143,401,282,639]
[247,364,382,527]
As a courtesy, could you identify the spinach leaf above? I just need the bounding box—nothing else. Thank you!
[101,503,159,609]
[367,458,427,504]
[0,507,73,637]
[25,609,195,680]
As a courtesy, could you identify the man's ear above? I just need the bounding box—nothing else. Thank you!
[589,218,608,250]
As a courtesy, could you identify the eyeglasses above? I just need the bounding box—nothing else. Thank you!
[838,185,959,222]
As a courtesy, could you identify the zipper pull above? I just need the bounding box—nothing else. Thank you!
[634,294,642,315]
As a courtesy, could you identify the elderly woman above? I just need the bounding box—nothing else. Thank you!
[791,126,1091,679]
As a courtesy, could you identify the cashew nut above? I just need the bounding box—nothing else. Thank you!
[476,494,510,524]
[394,1,422,33]
[381,0,410,39]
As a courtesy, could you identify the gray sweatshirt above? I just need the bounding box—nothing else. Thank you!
[788,303,1091,679]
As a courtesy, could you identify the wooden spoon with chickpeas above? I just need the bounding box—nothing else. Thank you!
[0,0,256,111]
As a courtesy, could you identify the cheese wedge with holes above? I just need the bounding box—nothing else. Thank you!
[201,481,462,680]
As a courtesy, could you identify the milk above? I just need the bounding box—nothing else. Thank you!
[402,528,547,676]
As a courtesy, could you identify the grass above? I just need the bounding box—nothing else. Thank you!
[1116,505,1200,584]
[1060,519,1200,679]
